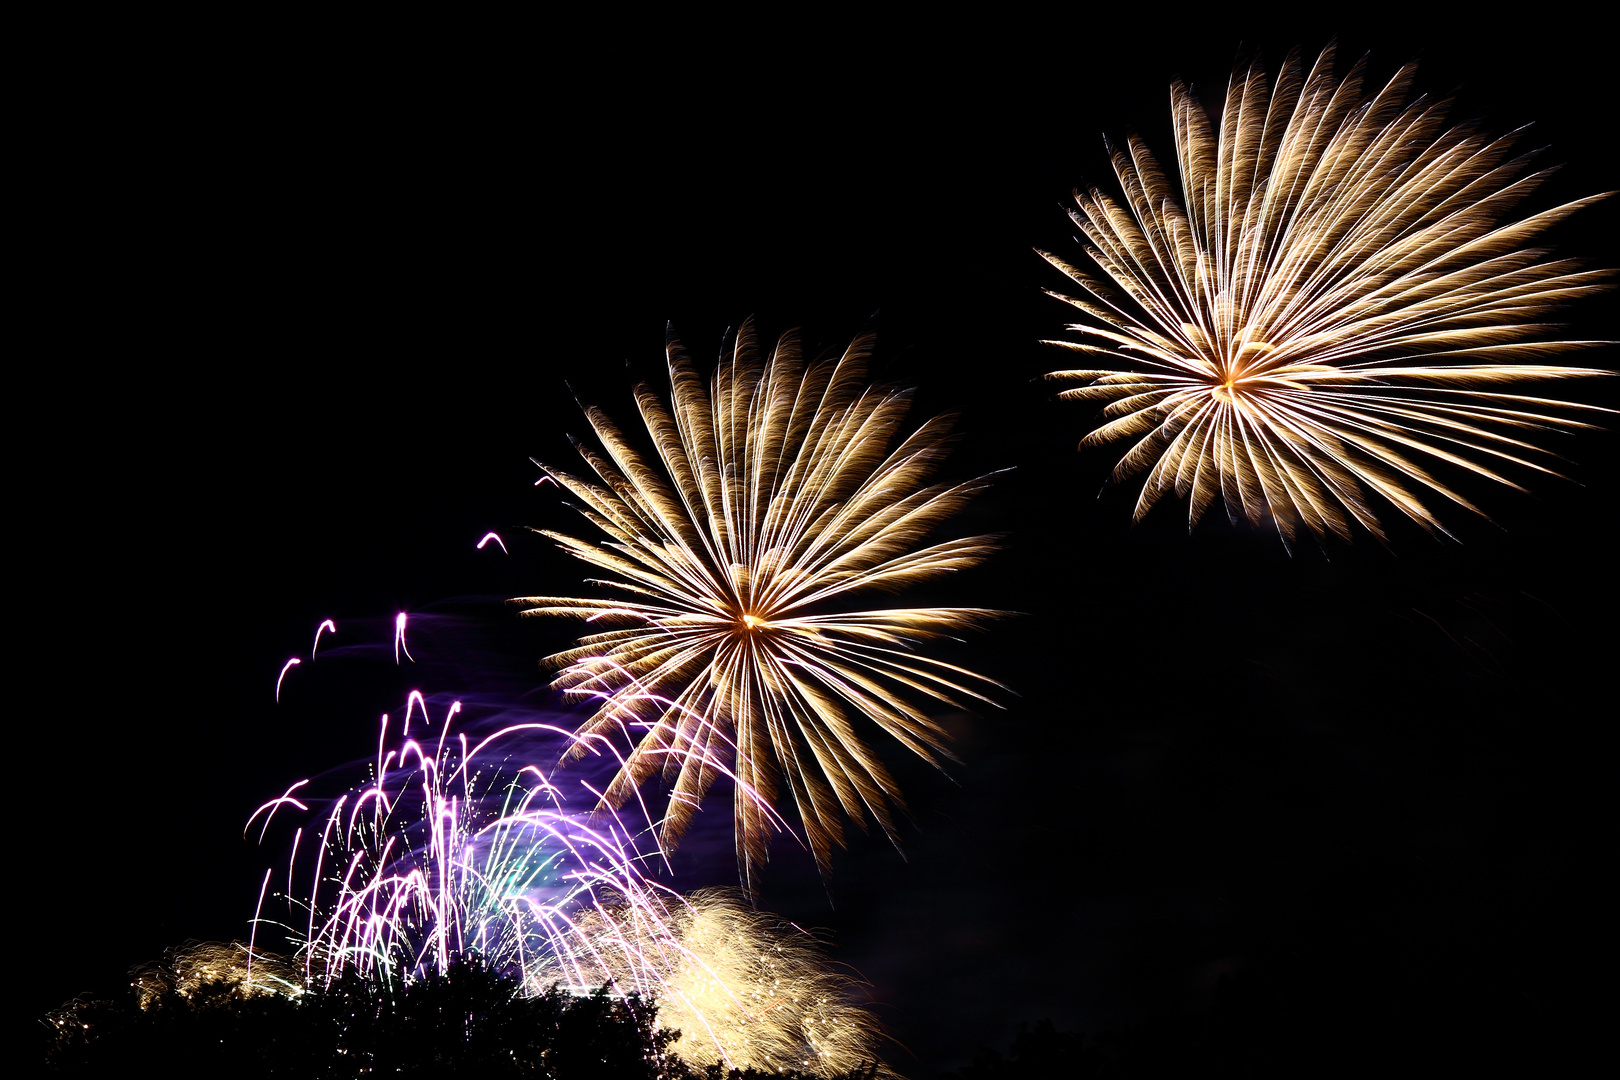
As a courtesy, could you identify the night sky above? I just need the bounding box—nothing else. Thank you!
[29,14,1616,1074]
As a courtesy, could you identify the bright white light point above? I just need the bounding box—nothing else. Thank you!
[477,532,508,553]
[312,619,337,659]
[275,658,301,702]
[394,612,415,664]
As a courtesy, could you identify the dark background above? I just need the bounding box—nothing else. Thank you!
[25,10,1616,1074]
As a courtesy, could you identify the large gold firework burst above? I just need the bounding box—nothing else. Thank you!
[1042,45,1613,543]
[515,322,1001,885]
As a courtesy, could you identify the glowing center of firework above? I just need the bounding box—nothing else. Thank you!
[739,613,769,631]
[1211,379,1239,404]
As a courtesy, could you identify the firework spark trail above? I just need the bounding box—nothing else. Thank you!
[253,613,890,1074]
[262,704,888,1074]
[402,689,430,737]
[477,532,509,553]
[248,868,273,986]
[312,619,337,659]
[121,941,305,1009]
[393,612,413,663]
[528,888,896,1077]
[275,658,300,701]
[261,693,686,996]
[1041,44,1614,544]
[246,780,310,842]
[514,321,1006,888]
[560,656,797,847]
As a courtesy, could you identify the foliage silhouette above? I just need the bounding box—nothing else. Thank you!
[41,951,881,1078]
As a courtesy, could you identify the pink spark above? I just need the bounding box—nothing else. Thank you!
[377,714,389,779]
[248,867,272,987]
[312,619,337,659]
[394,612,414,664]
[476,532,508,553]
[246,779,311,841]
[439,707,462,763]
[403,690,428,737]
[275,657,301,702]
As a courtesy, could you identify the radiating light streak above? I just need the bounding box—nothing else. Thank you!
[514,321,1006,887]
[275,657,300,702]
[312,619,337,659]
[394,612,414,664]
[245,779,311,842]
[402,690,429,737]
[250,689,890,1074]
[118,941,302,1009]
[247,867,272,987]
[1042,45,1614,544]
[526,888,891,1075]
[477,532,508,553]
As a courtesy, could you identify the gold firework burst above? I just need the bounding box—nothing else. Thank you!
[1042,44,1613,543]
[515,322,1002,885]
[528,889,895,1077]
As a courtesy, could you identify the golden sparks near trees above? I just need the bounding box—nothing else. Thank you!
[529,889,894,1077]
[1042,44,1614,544]
[514,322,1004,888]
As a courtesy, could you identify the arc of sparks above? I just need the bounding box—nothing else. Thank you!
[403,690,429,737]
[312,619,337,659]
[477,531,509,553]
[275,657,301,702]
[1042,44,1614,545]
[245,779,311,841]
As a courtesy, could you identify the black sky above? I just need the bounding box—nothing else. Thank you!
[25,11,1617,1074]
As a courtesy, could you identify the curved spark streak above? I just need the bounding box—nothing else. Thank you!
[376,714,389,780]
[402,690,429,737]
[245,779,311,842]
[565,662,795,845]
[437,702,463,761]
[312,619,336,659]
[1043,45,1614,544]
[251,647,893,1073]
[394,612,414,664]
[514,321,1006,887]
[273,700,705,1000]
[275,657,301,702]
[247,867,273,987]
[477,531,509,553]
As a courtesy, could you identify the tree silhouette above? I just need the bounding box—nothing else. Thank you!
[41,951,881,1078]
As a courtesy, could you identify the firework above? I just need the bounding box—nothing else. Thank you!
[262,694,682,994]
[255,690,884,1076]
[514,322,1004,885]
[530,888,892,1077]
[130,941,303,1008]
[1042,44,1613,543]
[275,657,300,701]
